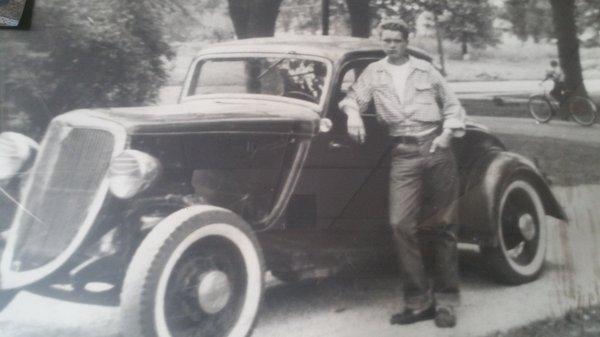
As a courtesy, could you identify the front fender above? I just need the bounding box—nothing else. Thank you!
[459,150,566,245]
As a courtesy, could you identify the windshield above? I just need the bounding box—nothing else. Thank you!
[186,56,330,105]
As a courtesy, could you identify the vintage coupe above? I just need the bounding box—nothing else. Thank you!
[0,37,565,337]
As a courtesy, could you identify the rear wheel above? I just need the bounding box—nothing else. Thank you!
[482,177,547,284]
[528,95,553,123]
[120,206,264,337]
[569,96,597,126]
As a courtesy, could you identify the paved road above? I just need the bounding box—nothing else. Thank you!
[0,184,596,337]
[451,79,600,97]
[471,116,600,144]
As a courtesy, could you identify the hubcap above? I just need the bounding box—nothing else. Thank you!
[197,270,232,314]
[518,213,537,241]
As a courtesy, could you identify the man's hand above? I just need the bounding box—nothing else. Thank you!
[347,115,366,144]
[429,129,453,153]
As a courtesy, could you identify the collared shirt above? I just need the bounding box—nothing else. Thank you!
[339,56,466,137]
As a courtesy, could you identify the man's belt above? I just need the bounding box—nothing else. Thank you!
[392,131,438,145]
[392,135,420,144]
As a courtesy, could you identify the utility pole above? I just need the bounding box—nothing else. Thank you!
[322,0,330,35]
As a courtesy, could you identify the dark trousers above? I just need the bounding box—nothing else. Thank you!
[389,135,460,311]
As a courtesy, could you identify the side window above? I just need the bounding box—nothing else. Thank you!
[335,60,378,118]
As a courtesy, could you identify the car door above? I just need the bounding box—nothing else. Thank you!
[289,57,391,241]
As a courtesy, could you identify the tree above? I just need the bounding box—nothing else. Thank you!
[549,0,587,96]
[503,0,553,43]
[503,0,529,41]
[227,0,284,38]
[0,0,173,137]
[346,0,372,37]
[441,0,499,58]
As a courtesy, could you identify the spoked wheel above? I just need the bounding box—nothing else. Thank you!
[121,206,264,337]
[482,177,547,284]
[528,95,553,123]
[569,96,597,126]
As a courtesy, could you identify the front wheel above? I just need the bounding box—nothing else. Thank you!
[482,177,548,284]
[120,206,265,337]
[528,95,554,123]
[0,290,17,312]
[569,96,597,126]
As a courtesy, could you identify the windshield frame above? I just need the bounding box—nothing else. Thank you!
[180,52,334,110]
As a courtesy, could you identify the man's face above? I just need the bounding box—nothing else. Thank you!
[380,29,409,59]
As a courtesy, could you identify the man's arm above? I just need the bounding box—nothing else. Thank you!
[338,67,375,144]
[430,66,466,152]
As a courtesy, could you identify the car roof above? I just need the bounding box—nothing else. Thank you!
[197,35,431,62]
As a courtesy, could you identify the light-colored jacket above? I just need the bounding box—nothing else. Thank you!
[339,57,466,137]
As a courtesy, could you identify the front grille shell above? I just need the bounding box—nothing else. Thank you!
[0,112,127,289]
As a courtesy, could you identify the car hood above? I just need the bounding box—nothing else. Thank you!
[69,98,321,137]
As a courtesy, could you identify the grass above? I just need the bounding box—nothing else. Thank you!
[410,36,600,82]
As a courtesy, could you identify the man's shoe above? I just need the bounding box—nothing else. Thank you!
[434,307,456,328]
[390,306,435,325]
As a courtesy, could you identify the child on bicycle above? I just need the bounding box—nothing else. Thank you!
[544,60,566,104]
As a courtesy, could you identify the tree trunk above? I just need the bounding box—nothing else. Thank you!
[549,0,587,96]
[433,13,447,76]
[345,0,371,37]
[322,0,330,35]
[228,0,284,39]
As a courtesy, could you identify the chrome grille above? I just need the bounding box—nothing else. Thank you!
[12,125,115,271]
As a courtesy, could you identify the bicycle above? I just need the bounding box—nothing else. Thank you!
[528,81,597,126]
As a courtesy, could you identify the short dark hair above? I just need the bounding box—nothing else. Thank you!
[378,18,410,40]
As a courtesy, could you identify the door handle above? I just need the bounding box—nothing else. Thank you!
[328,140,352,150]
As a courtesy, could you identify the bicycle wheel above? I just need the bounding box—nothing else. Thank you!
[527,95,553,123]
[569,96,597,126]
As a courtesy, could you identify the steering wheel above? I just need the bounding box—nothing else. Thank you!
[283,90,317,102]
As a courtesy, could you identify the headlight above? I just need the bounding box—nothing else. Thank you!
[108,150,161,199]
[0,132,39,180]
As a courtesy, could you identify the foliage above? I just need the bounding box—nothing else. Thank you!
[439,0,500,52]
[371,0,423,33]
[158,0,234,42]
[502,0,553,43]
[577,0,600,47]
[1,0,173,136]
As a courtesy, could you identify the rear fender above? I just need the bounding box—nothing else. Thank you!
[459,150,566,246]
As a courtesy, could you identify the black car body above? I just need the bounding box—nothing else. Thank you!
[0,36,566,337]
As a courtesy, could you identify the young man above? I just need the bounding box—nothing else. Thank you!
[339,18,466,328]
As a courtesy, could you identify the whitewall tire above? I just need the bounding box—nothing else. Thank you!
[120,205,264,337]
[482,177,548,284]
